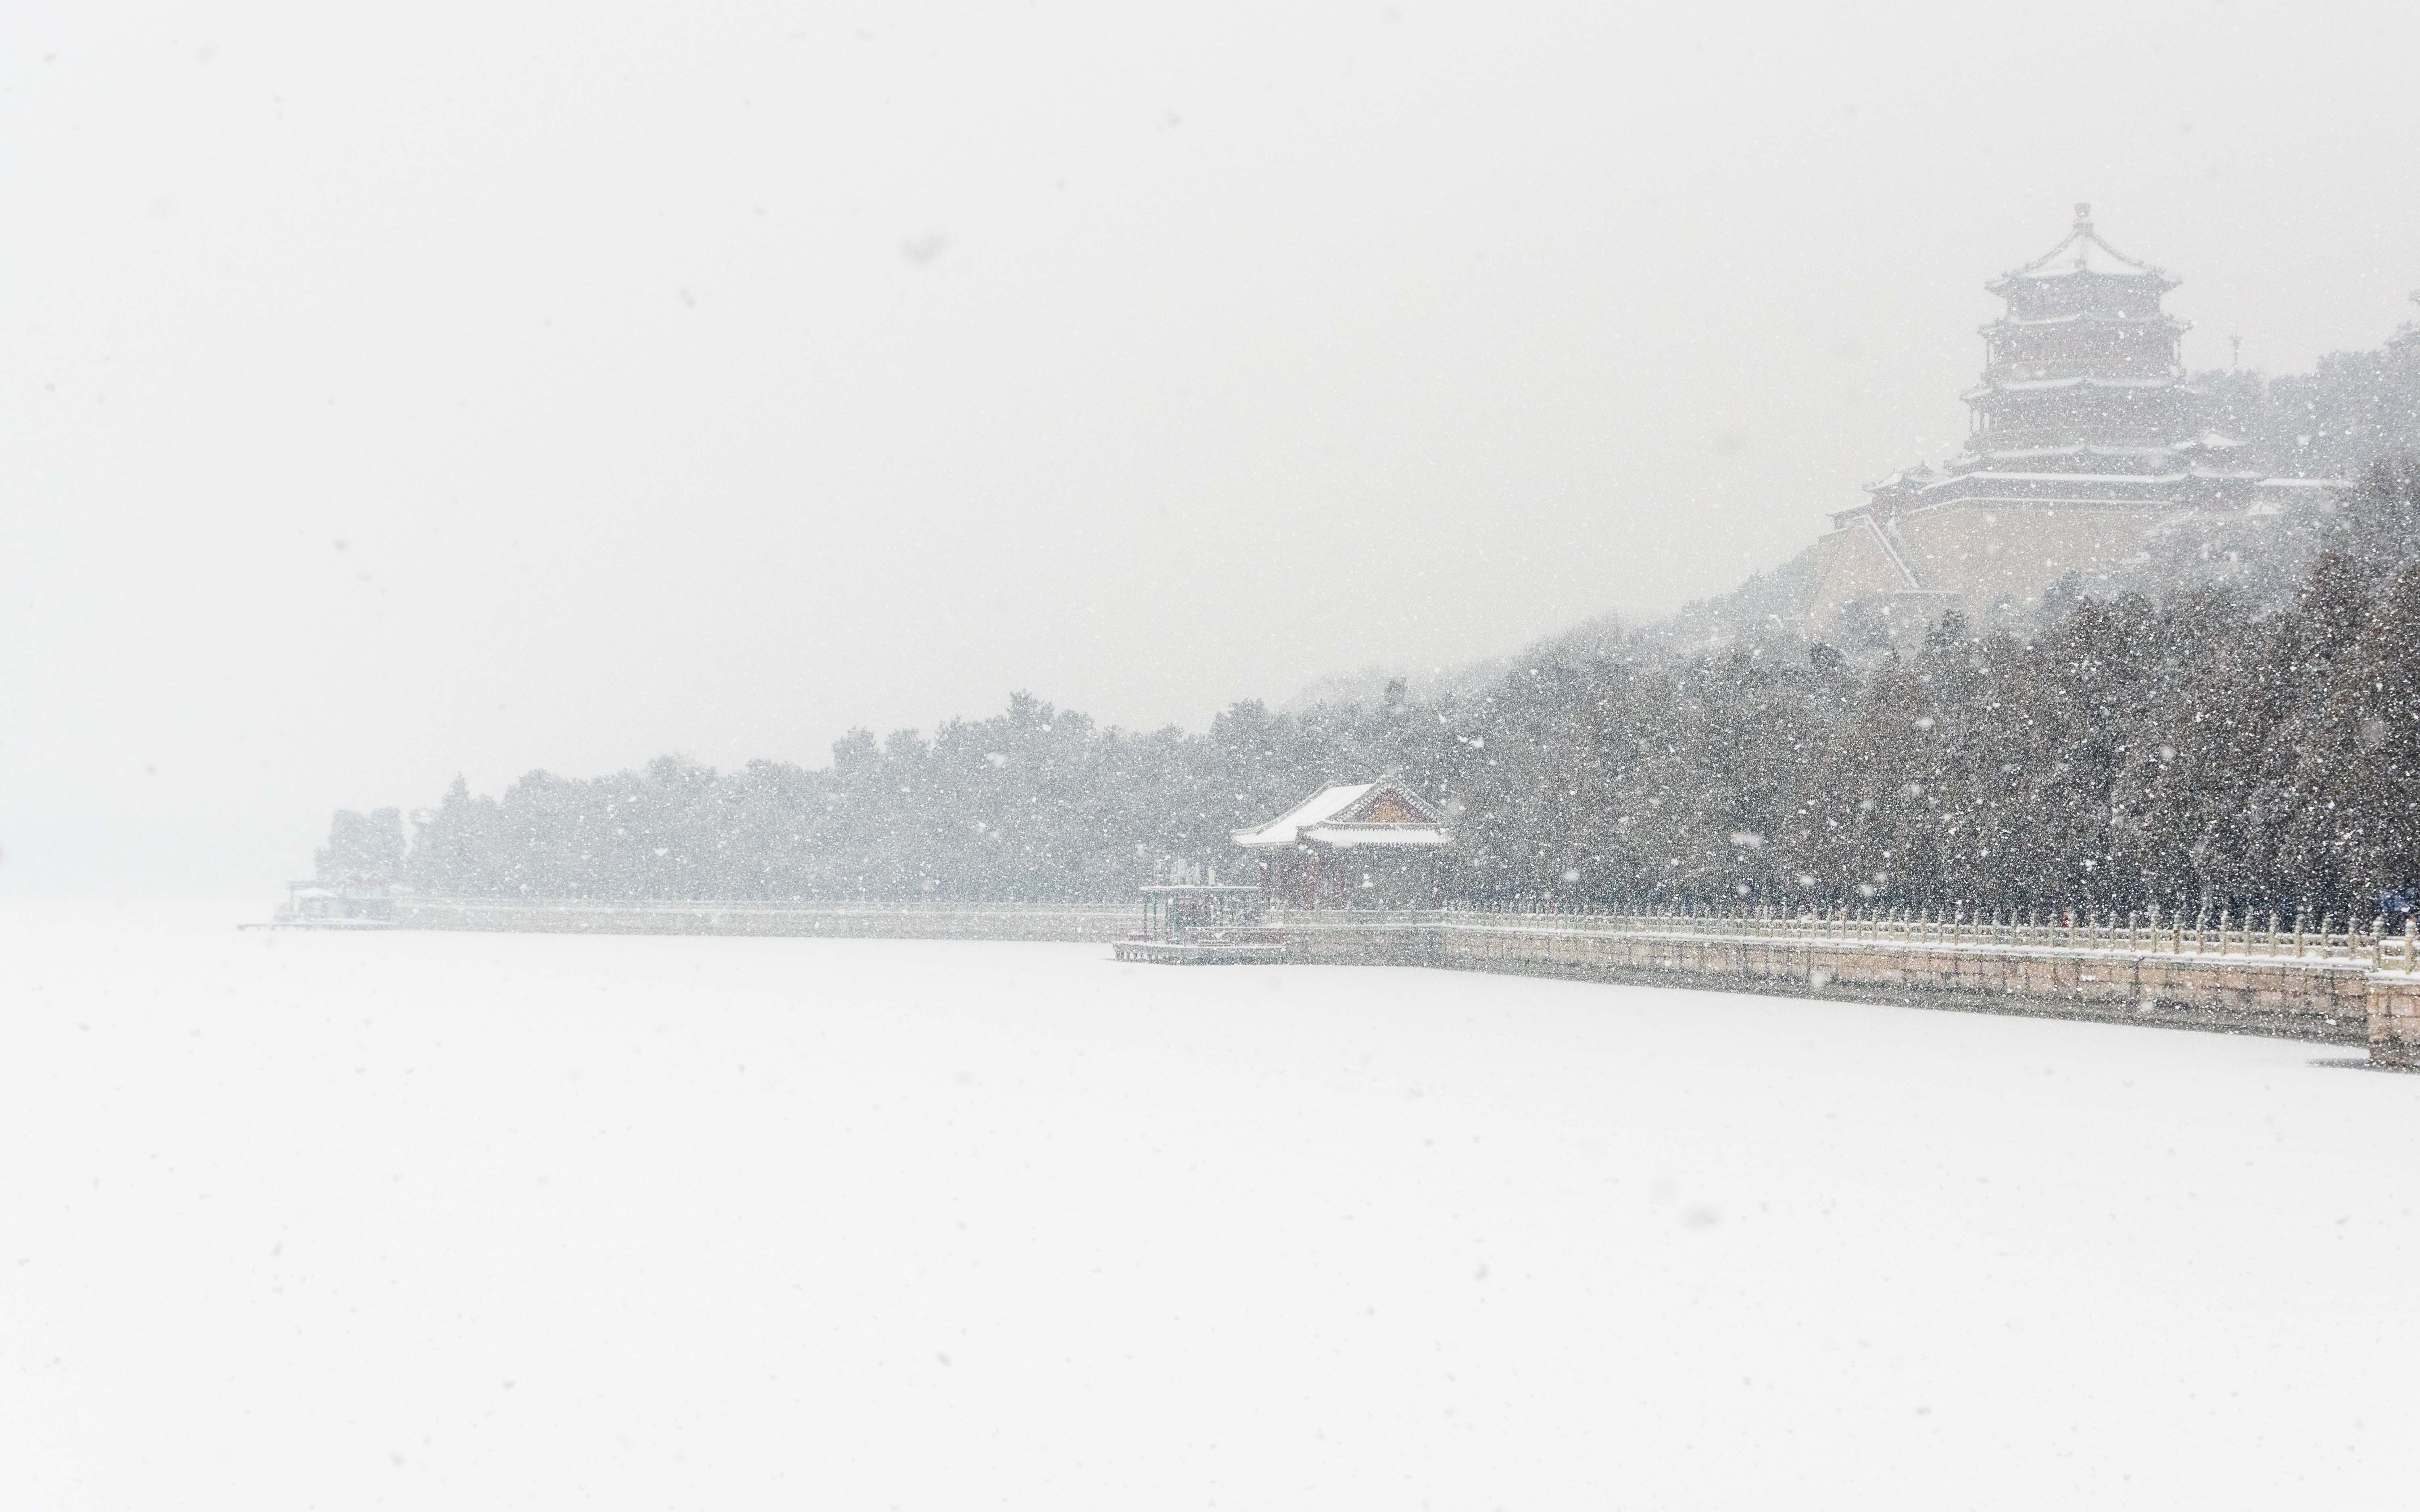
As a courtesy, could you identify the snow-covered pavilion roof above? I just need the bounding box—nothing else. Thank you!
[1863,460,1949,496]
[1959,373,2183,400]
[1991,206,2173,288]
[1232,779,1449,850]
[1233,783,1372,847]
[1295,821,1450,850]
[1983,308,2184,332]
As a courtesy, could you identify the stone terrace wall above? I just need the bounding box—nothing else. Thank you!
[1282,909,2387,1046]
[2367,975,2420,1068]
[393,898,1138,943]
[379,896,2420,1060]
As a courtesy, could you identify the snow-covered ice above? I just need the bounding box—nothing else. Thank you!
[8,902,2420,1509]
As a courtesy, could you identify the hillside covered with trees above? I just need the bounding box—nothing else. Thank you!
[315,456,2420,922]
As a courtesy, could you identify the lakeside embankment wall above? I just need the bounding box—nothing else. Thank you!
[374,898,2420,1063]
[1283,912,2382,1046]
[391,898,1135,942]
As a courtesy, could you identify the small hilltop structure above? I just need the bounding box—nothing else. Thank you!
[1810,205,2339,635]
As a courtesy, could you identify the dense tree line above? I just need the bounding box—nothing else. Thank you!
[352,692,1433,904]
[321,459,2420,921]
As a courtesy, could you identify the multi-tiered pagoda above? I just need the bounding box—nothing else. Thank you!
[1809,206,2324,631]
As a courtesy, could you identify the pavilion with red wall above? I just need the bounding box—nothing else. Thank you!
[1231,778,1452,909]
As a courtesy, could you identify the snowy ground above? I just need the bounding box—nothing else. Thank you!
[8,903,2420,1510]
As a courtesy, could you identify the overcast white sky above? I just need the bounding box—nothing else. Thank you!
[6,0,2418,893]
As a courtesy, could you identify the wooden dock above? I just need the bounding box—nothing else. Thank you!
[1112,934,1287,965]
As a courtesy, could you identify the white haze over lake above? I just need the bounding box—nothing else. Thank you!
[9,908,2420,1506]
[6,1,2420,891]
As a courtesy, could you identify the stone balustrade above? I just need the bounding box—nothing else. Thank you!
[357,895,2420,1067]
[1281,904,2420,1061]
[390,897,1137,942]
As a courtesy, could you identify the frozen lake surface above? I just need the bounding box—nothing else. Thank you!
[8,902,2420,1509]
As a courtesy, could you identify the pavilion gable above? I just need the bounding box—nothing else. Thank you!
[1233,777,1448,851]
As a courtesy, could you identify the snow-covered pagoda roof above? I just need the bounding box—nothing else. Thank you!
[1232,778,1449,850]
[1983,308,2184,333]
[1959,373,2184,400]
[1989,205,2174,291]
[1862,460,1950,496]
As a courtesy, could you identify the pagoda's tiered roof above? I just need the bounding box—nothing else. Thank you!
[1812,208,2350,627]
[1984,308,2185,332]
[1961,373,2184,399]
[1988,206,2176,292]
[1828,208,2349,533]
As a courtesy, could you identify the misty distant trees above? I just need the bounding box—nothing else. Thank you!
[344,458,2420,921]
[315,806,405,885]
[397,691,1428,903]
[2195,342,2420,484]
